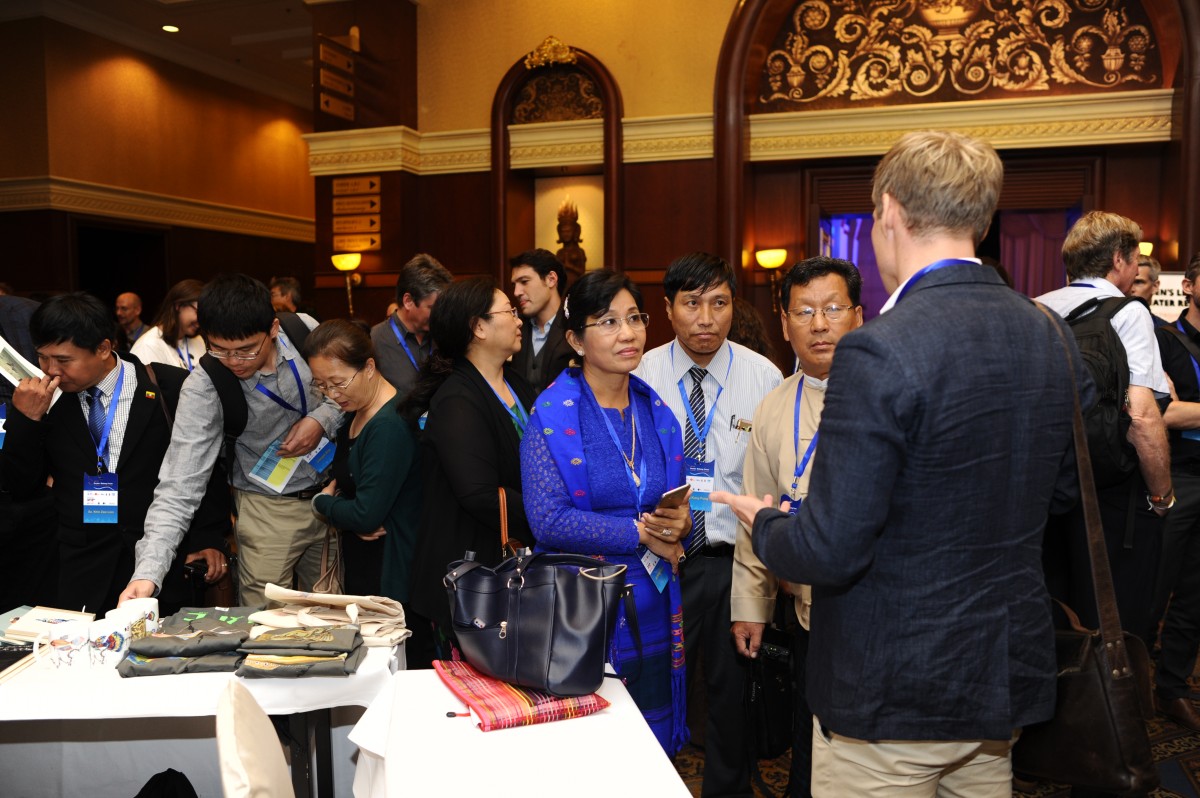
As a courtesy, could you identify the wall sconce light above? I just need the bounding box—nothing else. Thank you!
[755,248,788,312]
[331,252,363,317]
[1138,241,1154,257]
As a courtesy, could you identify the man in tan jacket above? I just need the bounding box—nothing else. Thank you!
[731,256,863,797]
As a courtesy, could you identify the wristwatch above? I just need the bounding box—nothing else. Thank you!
[1148,490,1176,512]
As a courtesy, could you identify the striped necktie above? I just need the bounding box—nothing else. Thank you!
[87,386,106,466]
[684,366,708,558]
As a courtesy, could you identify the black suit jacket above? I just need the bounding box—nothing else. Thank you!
[408,360,537,629]
[511,311,575,397]
[0,354,229,614]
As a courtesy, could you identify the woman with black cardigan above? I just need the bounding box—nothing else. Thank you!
[400,276,537,664]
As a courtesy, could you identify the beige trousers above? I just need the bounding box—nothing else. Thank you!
[811,716,1019,798]
[234,489,333,608]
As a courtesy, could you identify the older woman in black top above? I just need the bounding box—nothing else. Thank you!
[401,277,535,661]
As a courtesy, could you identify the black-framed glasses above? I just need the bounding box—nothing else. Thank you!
[583,313,650,334]
[207,334,269,361]
[311,370,361,395]
[784,305,854,326]
[483,306,519,319]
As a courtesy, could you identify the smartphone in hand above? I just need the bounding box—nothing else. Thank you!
[657,484,692,509]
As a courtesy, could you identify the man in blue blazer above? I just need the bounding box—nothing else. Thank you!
[716,130,1089,794]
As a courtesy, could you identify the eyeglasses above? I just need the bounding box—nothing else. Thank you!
[784,305,854,326]
[483,306,519,320]
[207,334,269,361]
[311,370,361,395]
[583,313,650,334]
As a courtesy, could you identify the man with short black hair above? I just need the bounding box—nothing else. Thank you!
[732,256,863,797]
[510,248,574,395]
[636,252,782,797]
[269,277,303,314]
[2,292,227,615]
[121,274,341,608]
[371,253,452,398]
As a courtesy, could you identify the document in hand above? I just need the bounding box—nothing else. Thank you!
[0,333,62,409]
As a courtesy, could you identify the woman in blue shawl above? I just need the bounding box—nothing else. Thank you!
[521,271,691,756]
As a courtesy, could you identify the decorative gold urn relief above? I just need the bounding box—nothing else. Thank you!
[759,0,1160,110]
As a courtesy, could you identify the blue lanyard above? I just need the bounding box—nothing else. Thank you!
[894,258,976,304]
[672,342,734,450]
[389,316,420,371]
[486,378,529,435]
[790,379,820,495]
[93,361,125,472]
[176,342,193,372]
[1176,320,1200,389]
[253,343,307,417]
[585,380,646,510]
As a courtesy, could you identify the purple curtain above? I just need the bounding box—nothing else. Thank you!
[1000,211,1069,298]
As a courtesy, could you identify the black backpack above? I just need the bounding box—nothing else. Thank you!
[1063,296,1140,488]
[199,312,313,476]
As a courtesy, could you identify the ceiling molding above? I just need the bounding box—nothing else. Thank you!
[0,176,315,242]
[748,89,1175,159]
[0,0,311,109]
[305,91,1172,177]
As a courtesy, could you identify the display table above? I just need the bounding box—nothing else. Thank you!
[0,644,401,797]
[350,669,690,797]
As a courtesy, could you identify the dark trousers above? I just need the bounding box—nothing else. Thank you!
[0,490,59,610]
[789,625,813,798]
[1154,470,1200,699]
[1045,477,1164,648]
[682,552,751,797]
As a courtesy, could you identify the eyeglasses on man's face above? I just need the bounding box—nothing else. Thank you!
[784,304,854,326]
[311,370,361,395]
[483,306,519,320]
[207,333,270,361]
[583,313,651,334]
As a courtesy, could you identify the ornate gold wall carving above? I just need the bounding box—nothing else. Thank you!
[759,0,1162,111]
[511,67,605,124]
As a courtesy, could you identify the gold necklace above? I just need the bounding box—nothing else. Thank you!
[619,410,640,487]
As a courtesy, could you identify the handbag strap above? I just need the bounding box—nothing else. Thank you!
[1036,302,1133,676]
[498,486,509,551]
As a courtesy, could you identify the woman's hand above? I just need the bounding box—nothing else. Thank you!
[321,479,338,497]
[639,526,684,573]
[640,503,691,544]
[356,525,387,541]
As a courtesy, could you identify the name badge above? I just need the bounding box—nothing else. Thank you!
[304,437,336,472]
[686,458,716,512]
[780,494,802,516]
[83,472,119,524]
[639,547,670,594]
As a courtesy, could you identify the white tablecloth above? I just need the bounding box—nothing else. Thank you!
[350,670,690,798]
[0,645,400,797]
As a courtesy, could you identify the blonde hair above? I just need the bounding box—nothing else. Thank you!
[1062,211,1141,281]
[871,130,1002,243]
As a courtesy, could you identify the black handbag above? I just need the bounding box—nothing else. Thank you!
[444,550,627,697]
[1012,306,1158,793]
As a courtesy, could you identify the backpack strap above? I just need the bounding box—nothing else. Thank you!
[142,362,174,429]
[1161,324,1200,366]
[276,312,312,353]
[1065,295,1141,324]
[200,353,248,482]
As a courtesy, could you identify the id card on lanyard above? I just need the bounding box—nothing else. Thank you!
[389,316,420,372]
[83,362,124,524]
[254,341,308,418]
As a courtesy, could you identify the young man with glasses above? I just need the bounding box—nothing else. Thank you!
[122,274,342,608]
[634,252,782,797]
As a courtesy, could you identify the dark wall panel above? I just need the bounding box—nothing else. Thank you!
[623,160,717,269]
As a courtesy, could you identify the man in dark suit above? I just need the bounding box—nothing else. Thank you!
[510,249,575,395]
[716,130,1086,794]
[1,292,229,615]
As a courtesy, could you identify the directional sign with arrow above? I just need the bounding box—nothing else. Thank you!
[333,235,381,252]
[332,215,381,234]
[332,176,380,196]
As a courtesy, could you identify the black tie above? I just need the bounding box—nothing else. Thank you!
[684,366,708,558]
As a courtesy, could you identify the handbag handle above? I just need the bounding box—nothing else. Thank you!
[1036,302,1134,678]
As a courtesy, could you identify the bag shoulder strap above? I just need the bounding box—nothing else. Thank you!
[1161,324,1200,366]
[199,353,248,480]
[1065,295,1139,324]
[142,362,173,430]
[276,312,311,352]
[1035,302,1135,676]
